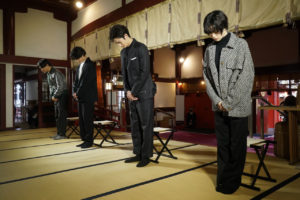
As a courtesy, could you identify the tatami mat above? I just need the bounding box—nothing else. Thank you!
[0,128,299,200]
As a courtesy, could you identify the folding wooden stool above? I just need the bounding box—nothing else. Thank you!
[93,120,117,147]
[152,127,177,163]
[66,117,80,138]
[241,137,276,191]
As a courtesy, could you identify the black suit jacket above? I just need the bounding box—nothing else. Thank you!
[121,39,156,100]
[73,57,98,103]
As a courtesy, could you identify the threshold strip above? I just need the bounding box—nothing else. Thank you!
[251,172,300,200]
[0,143,196,165]
[0,144,197,185]
[0,137,53,143]
[82,160,217,200]
[0,130,56,137]
[0,140,79,151]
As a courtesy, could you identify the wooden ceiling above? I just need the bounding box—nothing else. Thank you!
[0,0,97,21]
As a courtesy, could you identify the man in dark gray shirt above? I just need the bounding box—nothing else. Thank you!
[110,25,156,167]
[37,59,68,140]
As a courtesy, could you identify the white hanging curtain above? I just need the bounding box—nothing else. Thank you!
[96,27,110,60]
[170,0,199,44]
[110,19,127,57]
[127,11,147,45]
[239,0,289,30]
[85,32,98,61]
[200,0,237,36]
[147,1,170,49]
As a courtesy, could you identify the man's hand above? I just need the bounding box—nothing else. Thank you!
[52,97,58,102]
[73,93,78,100]
[127,91,138,101]
[217,101,227,112]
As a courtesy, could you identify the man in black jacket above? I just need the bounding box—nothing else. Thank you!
[110,25,156,167]
[71,47,98,148]
[37,59,68,140]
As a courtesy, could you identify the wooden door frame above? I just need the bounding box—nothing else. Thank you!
[0,64,6,130]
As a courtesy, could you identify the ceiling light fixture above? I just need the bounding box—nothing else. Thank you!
[179,57,185,63]
[75,1,83,9]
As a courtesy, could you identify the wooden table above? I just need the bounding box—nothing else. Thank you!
[259,106,300,164]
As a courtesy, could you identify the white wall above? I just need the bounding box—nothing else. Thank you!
[6,64,13,128]
[15,8,67,60]
[154,82,176,108]
[154,47,175,78]
[0,9,3,54]
[181,45,203,79]
[72,0,122,36]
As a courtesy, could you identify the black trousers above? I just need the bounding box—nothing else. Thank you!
[54,91,68,136]
[78,102,94,143]
[129,98,154,159]
[214,112,248,192]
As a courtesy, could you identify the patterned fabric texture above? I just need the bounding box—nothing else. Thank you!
[203,32,255,117]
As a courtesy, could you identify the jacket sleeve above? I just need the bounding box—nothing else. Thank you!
[203,50,223,107]
[222,41,255,111]
[73,69,79,94]
[121,50,130,93]
[53,71,66,98]
[131,45,150,96]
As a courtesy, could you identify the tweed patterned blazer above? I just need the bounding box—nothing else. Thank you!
[203,32,255,117]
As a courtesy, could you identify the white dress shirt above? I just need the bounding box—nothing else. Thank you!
[78,60,86,79]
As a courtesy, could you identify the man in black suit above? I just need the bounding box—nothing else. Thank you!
[70,47,98,148]
[110,25,156,167]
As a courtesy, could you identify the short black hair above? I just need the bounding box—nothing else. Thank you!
[203,10,228,34]
[109,24,131,41]
[70,46,86,60]
[37,59,52,68]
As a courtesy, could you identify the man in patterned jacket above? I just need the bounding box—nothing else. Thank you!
[38,59,68,140]
[203,10,254,194]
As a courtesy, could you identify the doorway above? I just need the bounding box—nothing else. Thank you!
[14,65,39,129]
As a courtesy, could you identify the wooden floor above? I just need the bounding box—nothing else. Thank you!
[0,128,299,200]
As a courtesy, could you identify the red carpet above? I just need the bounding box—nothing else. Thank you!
[160,131,275,156]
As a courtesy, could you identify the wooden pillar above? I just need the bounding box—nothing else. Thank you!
[3,9,15,56]
[288,111,298,164]
[174,46,182,95]
[0,65,6,130]
[260,106,264,139]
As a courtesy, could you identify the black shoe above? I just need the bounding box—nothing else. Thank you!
[81,142,93,148]
[76,142,85,147]
[216,184,239,194]
[53,135,67,140]
[136,159,150,167]
[124,156,141,163]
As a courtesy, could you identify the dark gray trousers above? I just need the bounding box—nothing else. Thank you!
[214,112,248,191]
[78,101,94,143]
[129,98,154,159]
[54,91,68,136]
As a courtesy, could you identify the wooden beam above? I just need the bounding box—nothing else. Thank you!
[0,55,70,67]
[72,0,167,40]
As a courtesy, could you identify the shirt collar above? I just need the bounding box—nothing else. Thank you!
[48,67,55,74]
[127,38,136,49]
